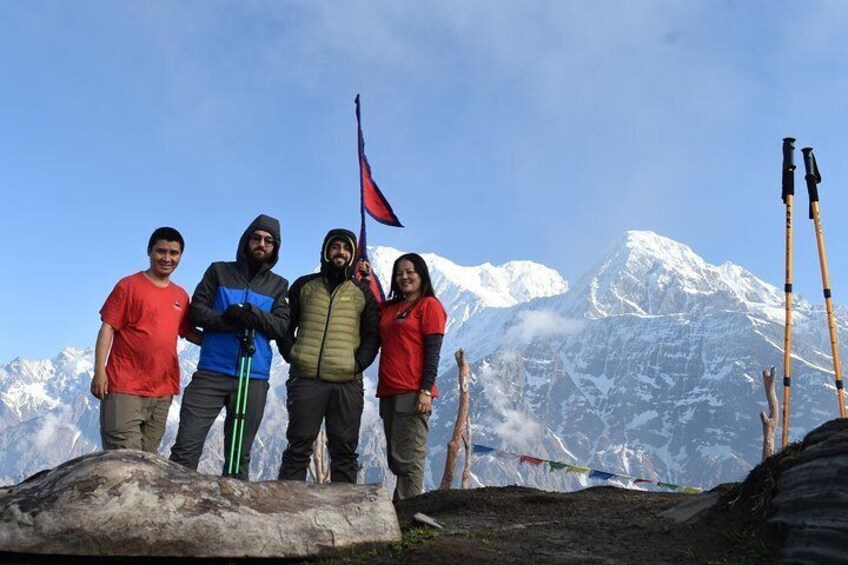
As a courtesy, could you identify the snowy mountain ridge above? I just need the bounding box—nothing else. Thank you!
[367,246,568,333]
[564,230,784,320]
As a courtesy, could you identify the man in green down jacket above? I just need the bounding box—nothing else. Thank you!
[278,228,380,483]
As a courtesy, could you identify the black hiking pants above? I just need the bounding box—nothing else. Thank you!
[278,377,364,483]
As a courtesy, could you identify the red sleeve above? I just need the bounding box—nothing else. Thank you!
[420,297,447,335]
[100,279,130,330]
[179,290,192,338]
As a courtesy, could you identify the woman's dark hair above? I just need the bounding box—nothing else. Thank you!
[147,227,185,253]
[387,253,436,304]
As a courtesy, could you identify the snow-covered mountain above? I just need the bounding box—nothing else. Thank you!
[566,231,783,320]
[367,246,568,333]
[1,234,844,493]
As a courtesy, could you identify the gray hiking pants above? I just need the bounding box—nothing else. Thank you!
[100,392,172,453]
[168,371,269,481]
[380,392,430,501]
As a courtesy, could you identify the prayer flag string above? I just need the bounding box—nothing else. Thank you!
[470,443,703,494]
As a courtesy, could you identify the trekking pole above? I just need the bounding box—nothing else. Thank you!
[227,328,256,476]
[802,147,847,418]
[781,137,796,447]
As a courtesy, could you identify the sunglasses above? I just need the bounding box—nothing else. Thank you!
[249,234,276,246]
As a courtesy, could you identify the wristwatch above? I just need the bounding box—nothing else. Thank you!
[419,389,432,397]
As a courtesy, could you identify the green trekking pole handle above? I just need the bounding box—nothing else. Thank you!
[227,328,256,476]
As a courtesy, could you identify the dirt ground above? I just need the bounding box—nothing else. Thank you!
[0,483,778,565]
[335,484,779,565]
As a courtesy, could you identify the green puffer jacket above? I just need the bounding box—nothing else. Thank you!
[281,274,380,382]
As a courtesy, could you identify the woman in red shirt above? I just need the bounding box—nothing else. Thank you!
[373,253,447,501]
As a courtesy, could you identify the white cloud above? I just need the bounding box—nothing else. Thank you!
[494,407,542,448]
[506,310,584,343]
[34,405,74,450]
[477,362,541,448]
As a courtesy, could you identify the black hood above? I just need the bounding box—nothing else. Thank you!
[237,214,281,274]
[320,228,357,279]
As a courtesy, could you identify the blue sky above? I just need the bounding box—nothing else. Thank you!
[3,1,848,361]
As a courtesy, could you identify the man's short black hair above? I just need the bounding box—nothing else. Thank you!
[147,227,185,253]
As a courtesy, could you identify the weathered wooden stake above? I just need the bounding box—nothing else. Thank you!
[309,427,330,484]
[461,393,472,489]
[439,349,471,490]
[761,366,778,461]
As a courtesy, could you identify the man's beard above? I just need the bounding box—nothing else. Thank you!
[251,249,269,264]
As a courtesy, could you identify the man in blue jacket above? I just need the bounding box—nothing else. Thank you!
[170,214,289,480]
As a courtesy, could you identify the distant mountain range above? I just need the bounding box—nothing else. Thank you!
[1,232,844,492]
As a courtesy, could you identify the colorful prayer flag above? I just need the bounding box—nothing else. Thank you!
[657,482,681,490]
[589,470,616,481]
[680,486,703,495]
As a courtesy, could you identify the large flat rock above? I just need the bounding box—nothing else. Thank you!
[0,450,400,558]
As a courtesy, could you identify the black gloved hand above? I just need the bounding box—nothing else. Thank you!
[223,304,246,323]
[240,303,262,330]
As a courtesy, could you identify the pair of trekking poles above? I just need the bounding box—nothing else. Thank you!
[226,327,256,477]
[781,138,846,449]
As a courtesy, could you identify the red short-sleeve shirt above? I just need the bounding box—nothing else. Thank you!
[100,272,191,397]
[377,296,447,398]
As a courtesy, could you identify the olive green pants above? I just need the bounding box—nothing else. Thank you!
[380,392,430,501]
[100,392,172,453]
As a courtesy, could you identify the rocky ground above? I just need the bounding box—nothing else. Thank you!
[0,482,778,564]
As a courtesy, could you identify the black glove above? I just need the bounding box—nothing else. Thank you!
[240,303,262,330]
[223,304,246,323]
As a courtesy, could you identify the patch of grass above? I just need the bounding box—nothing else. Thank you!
[390,527,436,553]
[722,528,776,562]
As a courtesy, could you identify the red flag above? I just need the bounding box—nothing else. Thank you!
[356,95,403,227]
[352,95,403,303]
[519,455,544,466]
[354,227,387,303]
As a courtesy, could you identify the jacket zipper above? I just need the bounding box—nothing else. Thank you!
[234,281,251,377]
[315,283,343,378]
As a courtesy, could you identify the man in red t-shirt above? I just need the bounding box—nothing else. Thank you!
[90,227,201,453]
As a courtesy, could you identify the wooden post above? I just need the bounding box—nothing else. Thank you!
[308,427,330,484]
[439,349,471,490]
[760,366,778,461]
[461,385,472,489]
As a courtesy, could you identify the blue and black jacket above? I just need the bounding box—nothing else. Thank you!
[191,214,290,380]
